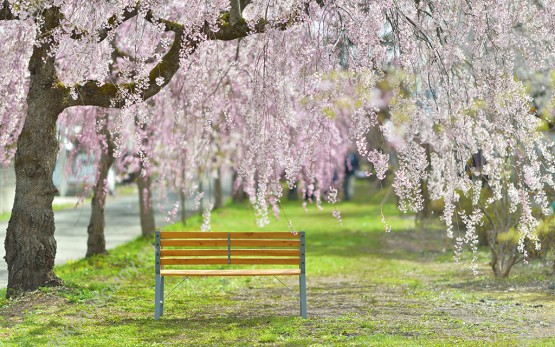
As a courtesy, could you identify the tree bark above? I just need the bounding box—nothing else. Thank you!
[5,98,64,298]
[137,175,156,237]
[86,119,115,257]
[4,9,65,298]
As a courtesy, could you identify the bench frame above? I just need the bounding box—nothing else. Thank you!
[154,230,306,319]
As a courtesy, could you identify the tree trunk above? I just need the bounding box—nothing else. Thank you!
[214,170,223,209]
[137,175,156,237]
[4,16,65,297]
[232,171,246,203]
[180,189,187,225]
[86,121,115,257]
[5,100,63,297]
[490,242,518,278]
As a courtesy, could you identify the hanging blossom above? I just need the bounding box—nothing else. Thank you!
[327,186,342,224]
[200,203,213,232]
[165,201,180,223]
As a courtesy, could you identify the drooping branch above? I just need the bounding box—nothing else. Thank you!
[64,8,307,109]
[70,5,139,42]
[64,21,184,108]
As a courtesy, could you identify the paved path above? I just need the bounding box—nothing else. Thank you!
[0,193,177,289]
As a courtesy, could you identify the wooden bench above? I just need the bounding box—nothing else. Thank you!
[154,230,306,319]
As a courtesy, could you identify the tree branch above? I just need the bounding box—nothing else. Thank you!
[70,5,139,42]
[65,7,306,109]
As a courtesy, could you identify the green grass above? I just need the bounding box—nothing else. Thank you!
[0,211,9,222]
[0,182,554,346]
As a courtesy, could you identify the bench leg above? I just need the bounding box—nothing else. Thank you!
[160,276,165,316]
[299,274,307,318]
[155,274,164,319]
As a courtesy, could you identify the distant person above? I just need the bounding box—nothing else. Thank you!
[343,152,359,201]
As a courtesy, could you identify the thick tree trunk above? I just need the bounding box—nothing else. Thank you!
[4,90,65,297]
[5,102,63,297]
[4,13,65,297]
[86,122,115,257]
[137,175,156,237]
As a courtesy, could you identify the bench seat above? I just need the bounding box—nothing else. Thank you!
[161,269,302,276]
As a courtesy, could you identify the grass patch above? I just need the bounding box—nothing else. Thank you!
[0,211,9,222]
[0,181,554,346]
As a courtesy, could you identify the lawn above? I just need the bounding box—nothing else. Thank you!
[0,184,554,346]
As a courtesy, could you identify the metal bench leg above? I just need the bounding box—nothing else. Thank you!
[299,274,307,318]
[154,229,163,320]
[299,231,307,318]
[155,274,163,319]
[160,276,165,316]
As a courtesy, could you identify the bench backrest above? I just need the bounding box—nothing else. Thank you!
[155,231,305,268]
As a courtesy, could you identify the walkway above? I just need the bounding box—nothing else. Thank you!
[0,193,177,289]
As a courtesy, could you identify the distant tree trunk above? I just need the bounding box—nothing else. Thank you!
[490,246,519,278]
[137,174,156,237]
[232,171,246,203]
[214,169,223,209]
[5,32,65,297]
[487,222,520,278]
[180,189,187,225]
[86,118,115,257]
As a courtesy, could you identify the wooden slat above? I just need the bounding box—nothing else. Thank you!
[161,258,228,265]
[161,258,300,265]
[229,232,300,239]
[160,249,228,257]
[160,231,300,239]
[231,258,300,265]
[231,249,299,257]
[160,240,228,247]
[161,269,301,276]
[160,232,228,239]
[161,249,300,257]
[231,240,299,247]
[161,239,299,248]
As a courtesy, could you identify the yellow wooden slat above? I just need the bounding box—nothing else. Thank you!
[161,239,300,248]
[160,269,301,276]
[160,240,228,247]
[231,258,300,265]
[160,232,228,239]
[161,258,300,265]
[229,232,300,239]
[231,240,300,247]
[160,231,300,239]
[160,249,228,257]
[161,258,228,265]
[231,249,299,257]
[160,249,300,257]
